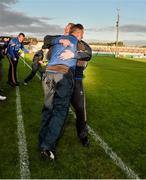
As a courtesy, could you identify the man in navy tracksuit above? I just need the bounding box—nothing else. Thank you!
[42,23,92,147]
[39,24,84,160]
[71,40,92,146]
[7,33,29,87]
[24,49,44,85]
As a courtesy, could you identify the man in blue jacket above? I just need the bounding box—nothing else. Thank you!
[7,33,29,87]
[42,23,92,147]
[39,24,84,160]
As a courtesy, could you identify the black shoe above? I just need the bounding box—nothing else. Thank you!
[15,82,20,86]
[40,72,44,81]
[41,150,55,160]
[0,87,4,93]
[81,137,90,147]
[7,81,15,87]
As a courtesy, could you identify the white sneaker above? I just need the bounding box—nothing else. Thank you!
[23,82,28,86]
[41,150,55,160]
[0,95,7,101]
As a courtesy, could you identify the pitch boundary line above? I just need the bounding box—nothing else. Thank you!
[16,86,31,179]
[22,58,140,179]
[69,109,139,179]
[21,57,41,80]
[87,125,139,179]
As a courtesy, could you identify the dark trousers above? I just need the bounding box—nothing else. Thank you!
[39,71,74,151]
[24,63,44,83]
[7,55,18,84]
[71,79,88,140]
[0,60,2,82]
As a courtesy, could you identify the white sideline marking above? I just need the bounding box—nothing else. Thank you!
[70,107,140,179]
[22,59,140,179]
[21,57,41,80]
[88,126,140,179]
[16,86,31,179]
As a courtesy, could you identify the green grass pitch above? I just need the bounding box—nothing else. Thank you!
[0,55,146,178]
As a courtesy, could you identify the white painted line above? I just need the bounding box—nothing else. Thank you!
[16,86,31,179]
[22,58,140,179]
[70,108,139,179]
[88,125,140,179]
[21,57,41,80]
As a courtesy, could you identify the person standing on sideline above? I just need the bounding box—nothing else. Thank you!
[64,23,92,146]
[7,33,29,87]
[23,48,45,85]
[70,40,92,146]
[0,37,10,100]
[39,24,84,160]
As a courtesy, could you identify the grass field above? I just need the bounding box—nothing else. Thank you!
[0,55,146,179]
[124,57,146,63]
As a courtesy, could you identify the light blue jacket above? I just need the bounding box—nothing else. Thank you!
[48,35,78,70]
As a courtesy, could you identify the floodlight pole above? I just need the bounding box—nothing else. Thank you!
[115,9,120,58]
